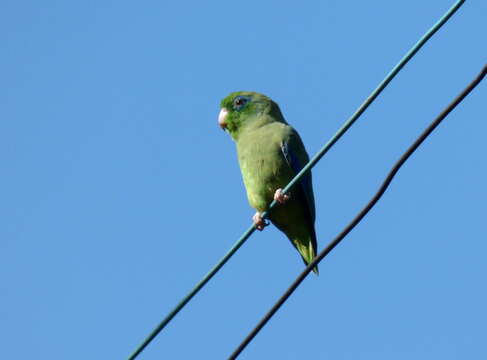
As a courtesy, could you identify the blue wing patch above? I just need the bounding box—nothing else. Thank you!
[280,139,315,222]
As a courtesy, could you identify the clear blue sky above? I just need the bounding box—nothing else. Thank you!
[2,1,486,359]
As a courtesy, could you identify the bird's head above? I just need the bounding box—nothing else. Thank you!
[218,91,283,140]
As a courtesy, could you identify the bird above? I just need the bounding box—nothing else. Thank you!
[218,91,318,274]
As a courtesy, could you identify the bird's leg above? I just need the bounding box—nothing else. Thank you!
[252,212,268,231]
[274,188,290,204]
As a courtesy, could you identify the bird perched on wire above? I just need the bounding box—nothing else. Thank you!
[218,91,318,274]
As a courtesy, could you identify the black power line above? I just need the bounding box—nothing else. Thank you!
[228,63,487,360]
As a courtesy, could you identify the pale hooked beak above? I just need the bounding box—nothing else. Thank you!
[218,108,228,129]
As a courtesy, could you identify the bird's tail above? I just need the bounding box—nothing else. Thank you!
[295,239,319,275]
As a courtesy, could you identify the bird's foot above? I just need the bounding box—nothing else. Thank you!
[274,188,290,204]
[252,212,268,231]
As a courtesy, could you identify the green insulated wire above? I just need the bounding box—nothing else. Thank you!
[127,1,466,359]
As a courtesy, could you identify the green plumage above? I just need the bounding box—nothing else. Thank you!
[219,91,318,274]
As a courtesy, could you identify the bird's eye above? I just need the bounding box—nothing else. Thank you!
[233,96,248,110]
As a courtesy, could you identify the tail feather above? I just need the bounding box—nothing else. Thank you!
[295,239,319,275]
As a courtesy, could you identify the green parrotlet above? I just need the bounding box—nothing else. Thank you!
[218,91,318,274]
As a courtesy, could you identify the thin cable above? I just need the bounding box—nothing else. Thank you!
[229,64,487,360]
[127,2,466,358]
[127,227,256,360]
[273,0,466,203]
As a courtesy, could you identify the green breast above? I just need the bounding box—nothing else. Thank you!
[236,123,294,211]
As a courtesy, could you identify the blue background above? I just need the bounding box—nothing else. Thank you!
[2,1,486,359]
